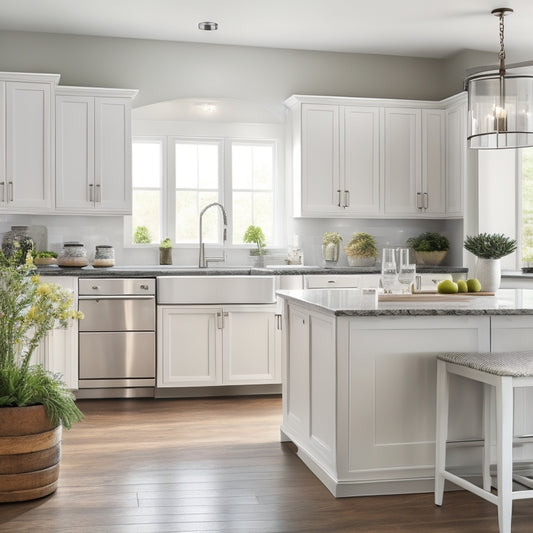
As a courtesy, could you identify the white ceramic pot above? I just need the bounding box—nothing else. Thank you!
[474,257,501,292]
[347,256,376,267]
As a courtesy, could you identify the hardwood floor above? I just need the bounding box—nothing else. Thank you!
[2,395,533,532]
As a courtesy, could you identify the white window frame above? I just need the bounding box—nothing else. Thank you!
[127,122,284,249]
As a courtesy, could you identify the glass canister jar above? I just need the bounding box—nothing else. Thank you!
[93,245,115,268]
[57,242,89,267]
[2,225,34,263]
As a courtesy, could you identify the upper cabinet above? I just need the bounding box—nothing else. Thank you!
[286,94,466,219]
[0,73,59,213]
[55,87,138,215]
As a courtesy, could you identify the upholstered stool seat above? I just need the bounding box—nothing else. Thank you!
[435,350,533,533]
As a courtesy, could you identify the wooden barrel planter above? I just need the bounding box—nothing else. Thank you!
[0,405,62,502]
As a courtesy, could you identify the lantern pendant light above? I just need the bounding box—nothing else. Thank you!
[466,8,533,149]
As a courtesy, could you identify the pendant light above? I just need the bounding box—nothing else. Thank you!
[466,8,533,149]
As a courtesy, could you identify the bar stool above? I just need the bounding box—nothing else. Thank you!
[435,351,533,533]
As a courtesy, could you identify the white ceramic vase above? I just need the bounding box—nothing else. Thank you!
[474,257,501,292]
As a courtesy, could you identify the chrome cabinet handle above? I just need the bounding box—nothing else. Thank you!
[89,183,94,202]
[344,190,350,208]
[423,192,429,210]
[337,189,342,207]
[8,181,13,202]
[416,192,422,209]
[275,313,282,330]
[96,183,101,203]
[0,181,5,202]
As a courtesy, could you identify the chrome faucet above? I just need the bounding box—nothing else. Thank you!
[198,202,228,267]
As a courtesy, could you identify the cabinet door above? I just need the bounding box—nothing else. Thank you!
[35,276,79,390]
[157,307,221,387]
[421,109,445,215]
[94,97,132,213]
[5,82,51,210]
[383,108,421,215]
[222,306,279,385]
[342,106,381,215]
[55,95,95,210]
[446,102,466,216]
[300,104,340,215]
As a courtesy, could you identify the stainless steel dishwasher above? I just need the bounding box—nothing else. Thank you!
[77,278,156,398]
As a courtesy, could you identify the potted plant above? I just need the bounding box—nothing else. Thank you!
[464,233,517,292]
[0,253,83,502]
[243,225,267,266]
[406,232,450,266]
[344,233,378,267]
[322,232,342,266]
[159,237,172,265]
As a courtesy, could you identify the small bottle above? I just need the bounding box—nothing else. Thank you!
[93,245,115,268]
[57,242,89,267]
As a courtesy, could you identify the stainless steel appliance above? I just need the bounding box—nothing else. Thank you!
[77,278,156,398]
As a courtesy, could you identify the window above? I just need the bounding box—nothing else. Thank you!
[128,135,279,247]
[131,139,163,244]
[522,147,533,263]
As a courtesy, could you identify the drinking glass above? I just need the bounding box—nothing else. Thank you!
[381,248,397,294]
[398,263,416,293]
[398,248,411,269]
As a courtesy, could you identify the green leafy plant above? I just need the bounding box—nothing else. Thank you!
[344,233,378,258]
[322,232,343,245]
[243,225,266,255]
[34,251,58,258]
[133,225,152,244]
[160,238,172,249]
[0,254,84,429]
[464,233,517,259]
[406,232,450,252]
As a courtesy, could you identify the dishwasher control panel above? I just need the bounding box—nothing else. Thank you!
[79,278,155,296]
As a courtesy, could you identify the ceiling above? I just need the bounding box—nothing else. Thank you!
[1,1,533,61]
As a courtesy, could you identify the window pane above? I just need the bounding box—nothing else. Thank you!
[253,146,273,190]
[253,192,273,243]
[176,144,198,188]
[132,190,160,243]
[176,191,198,243]
[232,145,252,189]
[232,191,253,244]
[523,147,533,262]
[132,142,161,188]
[198,192,220,243]
[198,145,219,189]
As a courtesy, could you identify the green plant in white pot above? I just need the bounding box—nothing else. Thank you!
[464,233,517,292]
[344,233,378,267]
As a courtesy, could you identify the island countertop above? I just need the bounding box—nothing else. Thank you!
[277,288,533,316]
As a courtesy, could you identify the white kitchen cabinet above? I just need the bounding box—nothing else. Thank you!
[32,276,79,390]
[288,98,381,217]
[445,96,467,216]
[0,74,59,212]
[55,87,138,214]
[157,304,280,388]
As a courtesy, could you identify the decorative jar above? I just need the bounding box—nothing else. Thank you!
[58,242,89,267]
[2,225,34,262]
[93,245,115,268]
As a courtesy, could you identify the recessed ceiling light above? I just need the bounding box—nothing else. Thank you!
[198,21,218,31]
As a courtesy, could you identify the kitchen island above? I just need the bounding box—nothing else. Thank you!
[277,289,533,498]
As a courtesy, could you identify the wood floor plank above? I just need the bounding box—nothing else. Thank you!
[2,395,533,532]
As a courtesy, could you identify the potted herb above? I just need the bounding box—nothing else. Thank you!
[344,232,378,267]
[406,232,450,266]
[322,232,342,265]
[464,233,517,292]
[243,225,267,266]
[159,237,172,265]
[33,250,58,266]
[0,253,83,502]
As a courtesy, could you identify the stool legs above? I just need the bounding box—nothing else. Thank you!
[496,377,513,533]
[435,360,449,506]
[483,383,492,491]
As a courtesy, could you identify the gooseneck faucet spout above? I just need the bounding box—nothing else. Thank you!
[199,202,228,268]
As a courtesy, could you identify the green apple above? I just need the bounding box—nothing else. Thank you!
[466,278,482,292]
[437,280,458,294]
[457,280,468,293]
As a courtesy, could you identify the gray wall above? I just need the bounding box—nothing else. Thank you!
[0,30,493,108]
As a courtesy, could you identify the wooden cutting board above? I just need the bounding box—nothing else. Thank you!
[378,292,495,302]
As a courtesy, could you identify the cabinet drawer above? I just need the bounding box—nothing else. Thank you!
[305,275,359,289]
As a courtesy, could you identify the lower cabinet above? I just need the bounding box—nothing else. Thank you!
[33,276,79,390]
[157,304,281,387]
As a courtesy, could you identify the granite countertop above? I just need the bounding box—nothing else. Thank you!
[277,288,533,316]
[36,264,468,277]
